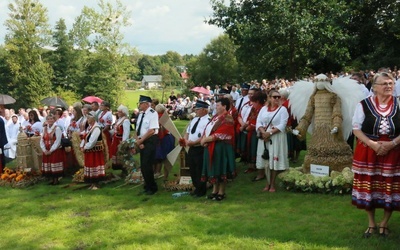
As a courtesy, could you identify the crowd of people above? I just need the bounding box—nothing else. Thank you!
[0,67,400,236]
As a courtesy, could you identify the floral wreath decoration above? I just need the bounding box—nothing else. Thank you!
[278,166,354,194]
[116,138,143,184]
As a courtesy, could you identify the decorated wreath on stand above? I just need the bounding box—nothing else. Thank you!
[117,138,143,184]
[278,166,354,194]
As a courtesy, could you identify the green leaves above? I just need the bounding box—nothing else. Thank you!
[207,0,370,78]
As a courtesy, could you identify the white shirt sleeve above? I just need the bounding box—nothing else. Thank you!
[256,107,267,131]
[122,119,131,141]
[84,127,101,150]
[49,127,62,153]
[273,107,289,132]
[148,111,160,130]
[352,103,365,130]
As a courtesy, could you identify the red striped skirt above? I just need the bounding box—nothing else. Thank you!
[84,150,106,183]
[41,148,65,177]
[352,136,400,211]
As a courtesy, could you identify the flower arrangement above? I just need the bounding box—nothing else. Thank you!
[278,166,354,194]
[25,125,32,132]
[117,138,142,184]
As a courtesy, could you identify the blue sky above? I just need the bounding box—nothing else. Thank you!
[0,0,225,55]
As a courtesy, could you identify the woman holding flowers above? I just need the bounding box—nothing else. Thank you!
[352,72,400,238]
[201,97,236,201]
[40,114,65,185]
[25,110,43,137]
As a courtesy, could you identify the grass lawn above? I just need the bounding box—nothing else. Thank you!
[121,89,181,111]
[1,121,400,249]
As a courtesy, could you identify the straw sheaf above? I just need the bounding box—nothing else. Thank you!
[302,125,353,173]
[71,132,84,167]
[102,132,111,169]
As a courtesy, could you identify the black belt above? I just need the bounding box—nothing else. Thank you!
[142,135,158,144]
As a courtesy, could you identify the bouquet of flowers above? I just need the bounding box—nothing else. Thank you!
[279,166,354,194]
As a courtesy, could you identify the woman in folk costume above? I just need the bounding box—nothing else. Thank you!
[201,97,236,201]
[352,72,400,238]
[98,101,113,153]
[80,111,106,190]
[79,104,92,139]
[40,114,65,185]
[109,105,131,175]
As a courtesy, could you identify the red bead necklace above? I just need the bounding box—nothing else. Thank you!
[375,96,393,113]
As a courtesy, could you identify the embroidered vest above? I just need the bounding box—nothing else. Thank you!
[361,97,400,139]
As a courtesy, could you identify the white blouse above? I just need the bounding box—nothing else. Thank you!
[256,106,289,133]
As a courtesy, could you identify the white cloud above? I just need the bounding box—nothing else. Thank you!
[0,0,224,55]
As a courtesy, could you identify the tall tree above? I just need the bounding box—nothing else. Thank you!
[4,0,53,108]
[187,34,239,86]
[70,0,138,107]
[45,18,83,91]
[0,46,13,94]
[344,0,400,69]
[160,51,184,68]
[138,55,162,76]
[208,0,351,79]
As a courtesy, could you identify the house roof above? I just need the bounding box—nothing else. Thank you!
[142,75,162,82]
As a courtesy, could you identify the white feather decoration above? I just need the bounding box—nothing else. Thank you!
[288,80,316,121]
[325,76,366,140]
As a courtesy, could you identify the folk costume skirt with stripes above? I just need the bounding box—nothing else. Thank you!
[84,150,106,183]
[42,148,65,178]
[352,136,400,211]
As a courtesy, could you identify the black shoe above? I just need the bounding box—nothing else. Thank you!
[207,193,217,199]
[379,227,389,237]
[363,226,377,238]
[145,190,157,195]
[212,193,226,201]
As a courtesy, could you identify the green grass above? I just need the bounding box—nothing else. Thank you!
[1,120,400,249]
[121,89,181,111]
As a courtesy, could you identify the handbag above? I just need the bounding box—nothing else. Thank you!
[260,106,282,160]
[261,141,270,160]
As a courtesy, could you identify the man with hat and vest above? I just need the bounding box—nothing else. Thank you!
[182,100,210,197]
[135,95,159,195]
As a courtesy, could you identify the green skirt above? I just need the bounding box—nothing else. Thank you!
[202,141,236,183]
